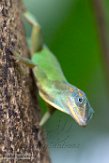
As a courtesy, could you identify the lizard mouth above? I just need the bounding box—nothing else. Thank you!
[70,108,87,126]
[66,96,94,126]
[67,98,88,126]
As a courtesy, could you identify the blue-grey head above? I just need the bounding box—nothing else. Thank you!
[63,84,94,127]
[51,81,94,127]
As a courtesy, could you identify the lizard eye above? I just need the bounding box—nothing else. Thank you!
[75,96,84,107]
[78,97,83,103]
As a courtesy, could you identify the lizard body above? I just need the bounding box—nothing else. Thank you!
[15,11,94,126]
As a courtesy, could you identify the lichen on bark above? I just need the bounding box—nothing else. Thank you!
[0,0,50,162]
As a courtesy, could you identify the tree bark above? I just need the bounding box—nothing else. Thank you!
[0,0,50,162]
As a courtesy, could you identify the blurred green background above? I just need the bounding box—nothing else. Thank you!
[24,0,109,163]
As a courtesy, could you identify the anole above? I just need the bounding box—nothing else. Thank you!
[15,11,94,126]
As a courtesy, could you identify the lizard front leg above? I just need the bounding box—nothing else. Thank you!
[39,105,56,126]
[13,52,36,68]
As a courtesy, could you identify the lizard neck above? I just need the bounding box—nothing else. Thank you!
[38,80,76,101]
[38,80,77,116]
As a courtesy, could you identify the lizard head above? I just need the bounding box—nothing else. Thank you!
[39,81,94,127]
[65,84,94,126]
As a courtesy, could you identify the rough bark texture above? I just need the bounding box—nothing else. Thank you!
[0,0,50,162]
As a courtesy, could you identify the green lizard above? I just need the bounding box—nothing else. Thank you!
[15,11,94,126]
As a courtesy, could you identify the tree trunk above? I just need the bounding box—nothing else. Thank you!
[0,0,50,162]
